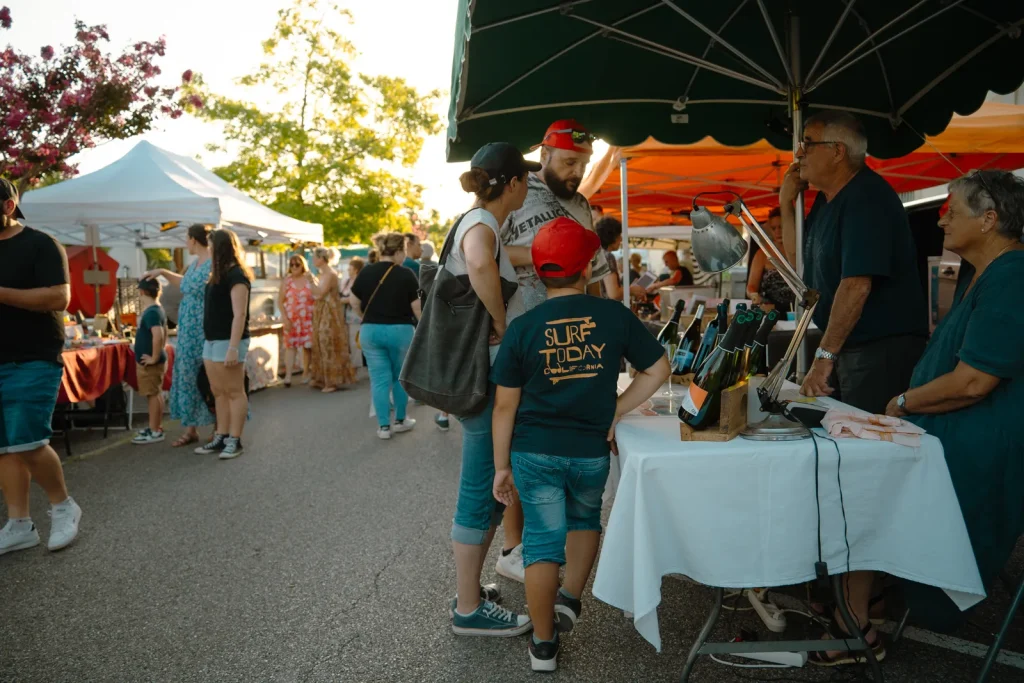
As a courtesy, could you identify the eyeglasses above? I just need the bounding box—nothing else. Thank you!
[797,139,839,152]
[545,128,596,145]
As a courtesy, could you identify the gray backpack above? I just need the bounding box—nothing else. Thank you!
[400,215,518,416]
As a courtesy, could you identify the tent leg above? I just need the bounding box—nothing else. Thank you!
[619,157,630,310]
[790,15,810,379]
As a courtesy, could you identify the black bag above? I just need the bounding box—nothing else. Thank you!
[400,214,518,417]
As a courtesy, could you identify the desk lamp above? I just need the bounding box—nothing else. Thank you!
[688,193,819,441]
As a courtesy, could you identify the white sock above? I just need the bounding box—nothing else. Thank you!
[6,517,34,532]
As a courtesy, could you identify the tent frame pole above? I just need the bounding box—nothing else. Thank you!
[620,157,631,311]
[790,15,809,380]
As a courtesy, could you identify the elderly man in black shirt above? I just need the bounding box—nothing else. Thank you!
[780,111,928,415]
[0,178,83,556]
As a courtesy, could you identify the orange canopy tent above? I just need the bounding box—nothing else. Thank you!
[581,102,1024,227]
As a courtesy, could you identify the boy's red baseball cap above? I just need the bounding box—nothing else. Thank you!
[532,217,601,278]
[534,119,595,154]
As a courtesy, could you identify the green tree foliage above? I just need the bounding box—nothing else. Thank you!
[183,0,441,244]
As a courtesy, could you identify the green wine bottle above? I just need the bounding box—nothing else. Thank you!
[657,300,687,346]
[745,310,781,378]
[679,311,749,429]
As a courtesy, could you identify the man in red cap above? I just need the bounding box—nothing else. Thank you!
[500,120,613,312]
[490,216,670,673]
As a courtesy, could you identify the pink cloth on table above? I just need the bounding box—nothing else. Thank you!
[820,409,926,447]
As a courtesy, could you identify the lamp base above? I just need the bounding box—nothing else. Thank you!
[740,413,811,441]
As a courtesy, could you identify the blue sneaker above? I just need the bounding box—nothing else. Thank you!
[434,413,450,432]
[448,584,502,618]
[451,600,532,637]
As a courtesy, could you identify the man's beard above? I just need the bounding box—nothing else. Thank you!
[542,166,579,200]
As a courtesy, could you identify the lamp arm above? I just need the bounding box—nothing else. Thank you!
[759,291,820,411]
[736,202,806,298]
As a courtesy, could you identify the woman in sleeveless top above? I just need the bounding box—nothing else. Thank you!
[308,247,357,393]
[278,254,314,386]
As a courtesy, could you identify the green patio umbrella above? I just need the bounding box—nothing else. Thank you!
[447,0,1024,162]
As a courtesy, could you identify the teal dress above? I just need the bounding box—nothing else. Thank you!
[907,251,1024,600]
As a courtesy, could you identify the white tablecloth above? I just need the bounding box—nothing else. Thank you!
[593,379,985,652]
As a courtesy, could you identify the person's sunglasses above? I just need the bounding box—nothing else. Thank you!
[546,128,596,145]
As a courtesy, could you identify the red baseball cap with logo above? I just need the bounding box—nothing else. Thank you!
[532,217,601,278]
[534,119,596,154]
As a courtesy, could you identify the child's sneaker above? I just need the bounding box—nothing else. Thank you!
[451,600,531,637]
[448,584,502,618]
[132,428,165,445]
[554,590,582,633]
[195,434,226,455]
[495,543,525,583]
[218,438,243,460]
[0,519,40,556]
[529,634,560,673]
[393,418,416,434]
[434,413,450,432]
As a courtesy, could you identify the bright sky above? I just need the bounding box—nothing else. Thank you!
[4,0,496,226]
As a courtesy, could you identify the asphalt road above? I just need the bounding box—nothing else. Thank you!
[2,379,1021,683]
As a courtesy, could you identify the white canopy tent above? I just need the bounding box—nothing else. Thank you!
[21,140,323,248]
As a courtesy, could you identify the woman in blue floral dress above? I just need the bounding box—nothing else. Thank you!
[144,224,215,447]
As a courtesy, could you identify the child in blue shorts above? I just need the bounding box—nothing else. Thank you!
[491,217,670,673]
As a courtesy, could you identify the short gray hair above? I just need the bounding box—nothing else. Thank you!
[948,170,1024,242]
[805,110,868,167]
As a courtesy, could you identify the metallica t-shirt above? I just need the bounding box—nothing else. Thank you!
[492,294,665,458]
[500,174,611,312]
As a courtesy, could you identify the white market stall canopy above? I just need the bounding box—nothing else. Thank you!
[21,140,323,247]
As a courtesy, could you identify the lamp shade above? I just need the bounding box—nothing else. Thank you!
[689,207,748,273]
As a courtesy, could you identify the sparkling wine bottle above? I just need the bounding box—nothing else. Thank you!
[679,311,750,429]
[672,303,705,374]
[745,309,781,378]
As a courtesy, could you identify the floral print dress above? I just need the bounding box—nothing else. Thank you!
[169,258,214,427]
[282,277,314,349]
[310,285,358,389]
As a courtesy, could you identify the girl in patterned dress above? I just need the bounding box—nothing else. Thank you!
[277,254,314,386]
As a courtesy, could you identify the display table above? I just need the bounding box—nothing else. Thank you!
[593,376,985,675]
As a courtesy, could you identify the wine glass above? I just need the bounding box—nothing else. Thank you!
[663,343,679,397]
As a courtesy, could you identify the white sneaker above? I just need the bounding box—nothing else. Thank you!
[0,520,40,556]
[47,498,82,551]
[377,426,392,440]
[392,418,416,434]
[495,544,525,583]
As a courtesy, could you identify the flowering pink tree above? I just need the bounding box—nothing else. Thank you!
[0,6,199,191]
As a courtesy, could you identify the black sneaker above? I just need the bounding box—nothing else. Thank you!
[194,434,226,455]
[448,583,502,618]
[529,634,559,673]
[554,591,582,633]
[218,438,243,460]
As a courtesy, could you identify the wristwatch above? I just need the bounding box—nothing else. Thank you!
[814,347,837,362]
[897,393,908,411]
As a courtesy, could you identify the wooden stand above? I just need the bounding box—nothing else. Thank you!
[679,381,748,442]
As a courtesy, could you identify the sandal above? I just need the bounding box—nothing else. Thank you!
[808,614,886,666]
[172,432,199,448]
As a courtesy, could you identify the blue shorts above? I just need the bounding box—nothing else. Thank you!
[511,451,610,568]
[202,338,251,363]
[0,361,64,455]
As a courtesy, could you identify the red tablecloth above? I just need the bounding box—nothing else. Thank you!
[59,343,174,404]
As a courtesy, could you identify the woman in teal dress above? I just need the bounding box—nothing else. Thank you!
[883,170,1024,629]
[144,224,215,447]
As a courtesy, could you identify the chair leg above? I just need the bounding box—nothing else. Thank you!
[978,573,1024,683]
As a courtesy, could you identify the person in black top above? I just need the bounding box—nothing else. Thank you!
[351,232,422,439]
[0,177,83,555]
[194,228,252,460]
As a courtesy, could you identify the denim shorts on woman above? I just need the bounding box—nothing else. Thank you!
[451,387,506,545]
[202,338,251,363]
[511,451,610,568]
[0,360,64,455]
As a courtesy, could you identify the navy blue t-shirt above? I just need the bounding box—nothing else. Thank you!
[135,304,167,364]
[492,294,665,458]
[803,166,928,346]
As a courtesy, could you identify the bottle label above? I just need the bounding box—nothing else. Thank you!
[681,382,708,417]
[673,348,694,372]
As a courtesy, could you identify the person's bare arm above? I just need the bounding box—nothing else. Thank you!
[411,298,422,321]
[148,326,165,366]
[492,385,522,506]
[224,283,248,368]
[800,276,871,396]
[646,269,681,295]
[886,362,1000,417]
[142,268,183,287]
[779,162,807,265]
[747,251,766,300]
[463,225,507,337]
[603,272,623,301]
[505,245,533,268]
[0,284,70,312]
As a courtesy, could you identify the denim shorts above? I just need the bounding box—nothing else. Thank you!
[202,338,251,363]
[0,361,64,455]
[512,451,610,568]
[450,387,505,545]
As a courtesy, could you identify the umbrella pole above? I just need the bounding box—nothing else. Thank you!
[619,157,630,310]
[790,15,810,379]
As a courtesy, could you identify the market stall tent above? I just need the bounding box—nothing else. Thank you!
[21,140,323,247]
[581,102,1024,227]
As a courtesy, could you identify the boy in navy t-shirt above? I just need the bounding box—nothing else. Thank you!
[132,277,168,445]
[491,217,670,673]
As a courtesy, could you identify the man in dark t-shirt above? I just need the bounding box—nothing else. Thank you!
[780,111,927,415]
[0,178,83,555]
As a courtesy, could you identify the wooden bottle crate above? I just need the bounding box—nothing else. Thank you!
[679,380,748,442]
